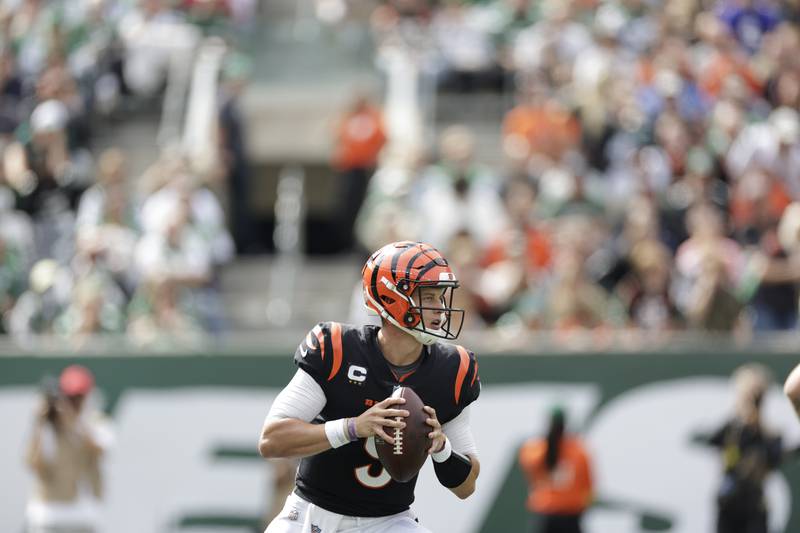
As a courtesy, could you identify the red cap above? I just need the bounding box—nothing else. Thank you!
[59,365,95,397]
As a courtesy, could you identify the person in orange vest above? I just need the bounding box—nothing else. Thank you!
[518,407,593,533]
[331,93,387,252]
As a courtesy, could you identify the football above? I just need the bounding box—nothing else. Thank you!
[375,386,431,482]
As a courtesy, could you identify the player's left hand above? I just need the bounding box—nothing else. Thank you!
[424,406,446,455]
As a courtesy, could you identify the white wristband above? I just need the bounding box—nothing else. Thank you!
[324,419,350,449]
[432,436,452,463]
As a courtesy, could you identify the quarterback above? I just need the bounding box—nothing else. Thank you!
[259,241,481,532]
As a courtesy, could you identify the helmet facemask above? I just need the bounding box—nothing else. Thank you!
[399,281,464,344]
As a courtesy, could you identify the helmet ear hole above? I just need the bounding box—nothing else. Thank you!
[404,313,415,324]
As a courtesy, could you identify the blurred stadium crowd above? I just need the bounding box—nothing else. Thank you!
[4,0,800,348]
[0,0,255,348]
[354,0,800,340]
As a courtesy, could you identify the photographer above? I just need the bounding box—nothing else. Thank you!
[704,364,784,533]
[25,365,113,533]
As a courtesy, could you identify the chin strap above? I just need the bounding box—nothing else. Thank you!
[406,327,438,346]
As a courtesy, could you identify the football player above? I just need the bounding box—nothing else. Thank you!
[259,241,481,533]
[784,362,800,418]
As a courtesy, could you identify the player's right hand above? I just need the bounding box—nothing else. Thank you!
[354,397,409,445]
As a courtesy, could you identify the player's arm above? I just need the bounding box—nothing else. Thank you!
[258,369,408,458]
[784,363,800,418]
[449,453,480,500]
[426,405,480,499]
[425,347,482,498]
[259,324,335,458]
[258,369,330,458]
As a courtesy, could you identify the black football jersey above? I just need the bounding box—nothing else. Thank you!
[292,322,480,517]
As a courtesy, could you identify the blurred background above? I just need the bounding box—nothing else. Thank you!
[2,0,800,531]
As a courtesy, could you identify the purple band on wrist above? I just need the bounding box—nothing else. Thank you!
[347,418,358,441]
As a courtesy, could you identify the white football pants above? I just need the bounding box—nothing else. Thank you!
[265,493,432,533]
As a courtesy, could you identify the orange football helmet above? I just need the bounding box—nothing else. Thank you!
[362,241,464,344]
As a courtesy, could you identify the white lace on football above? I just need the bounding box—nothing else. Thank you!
[393,424,403,455]
[391,387,404,455]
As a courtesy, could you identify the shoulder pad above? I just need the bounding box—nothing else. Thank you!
[294,322,346,385]
[445,344,480,408]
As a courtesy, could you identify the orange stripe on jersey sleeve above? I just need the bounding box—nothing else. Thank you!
[454,346,470,404]
[470,360,479,387]
[328,322,343,381]
[313,325,325,360]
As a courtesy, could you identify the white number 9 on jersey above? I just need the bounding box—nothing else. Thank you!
[354,436,391,489]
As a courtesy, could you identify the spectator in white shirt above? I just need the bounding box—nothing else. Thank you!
[726,107,800,197]
[134,202,211,286]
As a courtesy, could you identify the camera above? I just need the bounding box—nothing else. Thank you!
[39,376,62,425]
